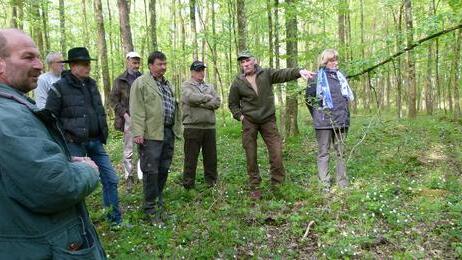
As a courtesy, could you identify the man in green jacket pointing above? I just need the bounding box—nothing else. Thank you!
[0,29,105,259]
[228,50,315,200]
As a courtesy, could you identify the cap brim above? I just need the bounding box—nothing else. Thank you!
[237,56,252,61]
[192,65,207,71]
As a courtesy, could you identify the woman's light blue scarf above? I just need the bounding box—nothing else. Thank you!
[316,67,354,109]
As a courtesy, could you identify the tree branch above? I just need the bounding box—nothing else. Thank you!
[347,23,462,79]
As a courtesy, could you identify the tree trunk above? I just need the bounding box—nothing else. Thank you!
[190,0,198,59]
[274,0,285,136]
[141,0,149,58]
[386,66,391,109]
[452,29,461,119]
[267,0,274,67]
[432,0,441,111]
[41,1,50,54]
[149,0,158,50]
[236,0,247,52]
[284,0,299,137]
[345,1,353,62]
[117,0,134,54]
[404,0,417,119]
[425,42,433,115]
[338,0,346,52]
[82,0,90,45]
[10,0,24,29]
[10,4,18,28]
[393,6,403,118]
[105,0,116,82]
[94,0,111,108]
[59,0,66,56]
[30,2,44,56]
[360,0,369,111]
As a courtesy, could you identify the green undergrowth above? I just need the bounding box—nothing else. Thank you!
[87,109,462,258]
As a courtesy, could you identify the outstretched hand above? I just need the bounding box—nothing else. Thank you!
[299,69,316,80]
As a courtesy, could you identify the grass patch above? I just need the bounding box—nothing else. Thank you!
[86,110,462,258]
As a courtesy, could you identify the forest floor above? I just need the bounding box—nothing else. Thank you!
[87,110,462,259]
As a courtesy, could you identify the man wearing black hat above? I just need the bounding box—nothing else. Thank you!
[228,50,315,200]
[46,47,123,225]
[181,61,221,189]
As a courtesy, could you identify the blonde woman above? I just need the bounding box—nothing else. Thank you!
[307,49,354,192]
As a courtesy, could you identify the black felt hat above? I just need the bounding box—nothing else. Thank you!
[61,47,96,63]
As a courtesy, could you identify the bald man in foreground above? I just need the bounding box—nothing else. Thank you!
[0,29,106,259]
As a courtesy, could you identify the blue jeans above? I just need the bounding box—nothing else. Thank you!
[68,139,122,224]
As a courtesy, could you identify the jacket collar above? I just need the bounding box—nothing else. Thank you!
[185,78,206,86]
[238,64,263,81]
[62,70,95,88]
[0,83,36,105]
[118,69,142,82]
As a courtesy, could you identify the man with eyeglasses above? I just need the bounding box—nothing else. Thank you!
[34,52,63,108]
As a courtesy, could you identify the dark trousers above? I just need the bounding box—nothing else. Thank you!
[242,116,284,189]
[138,127,175,216]
[182,128,218,188]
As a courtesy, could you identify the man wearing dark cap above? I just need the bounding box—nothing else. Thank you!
[110,51,142,193]
[228,50,315,200]
[46,47,123,225]
[181,61,221,189]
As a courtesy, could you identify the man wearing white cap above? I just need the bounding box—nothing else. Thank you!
[110,51,142,192]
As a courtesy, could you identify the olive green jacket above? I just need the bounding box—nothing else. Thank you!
[130,73,182,140]
[228,65,301,124]
[181,78,221,129]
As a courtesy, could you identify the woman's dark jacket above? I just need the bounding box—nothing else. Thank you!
[305,69,350,129]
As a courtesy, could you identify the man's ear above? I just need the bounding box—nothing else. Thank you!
[0,58,5,74]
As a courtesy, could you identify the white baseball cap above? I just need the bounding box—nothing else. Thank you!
[126,51,141,59]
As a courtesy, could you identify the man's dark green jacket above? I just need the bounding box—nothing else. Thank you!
[0,84,105,259]
[228,65,301,124]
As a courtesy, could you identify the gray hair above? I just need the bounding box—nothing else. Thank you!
[318,49,339,68]
[45,52,62,65]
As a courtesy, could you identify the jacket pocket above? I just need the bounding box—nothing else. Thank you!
[49,220,104,259]
[52,243,102,259]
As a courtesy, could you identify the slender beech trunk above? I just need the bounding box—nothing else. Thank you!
[284,0,299,136]
[425,42,433,115]
[236,0,247,52]
[94,0,111,108]
[190,0,198,59]
[117,0,134,54]
[404,0,417,118]
[150,0,158,50]
[452,29,461,119]
[59,0,66,55]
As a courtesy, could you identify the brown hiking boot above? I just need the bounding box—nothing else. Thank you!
[250,190,262,200]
